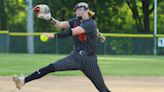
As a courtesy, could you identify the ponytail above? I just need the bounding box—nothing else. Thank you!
[88,10,96,20]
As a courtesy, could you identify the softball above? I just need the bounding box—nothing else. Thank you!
[40,34,48,42]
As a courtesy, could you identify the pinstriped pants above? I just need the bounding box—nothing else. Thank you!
[52,51,109,92]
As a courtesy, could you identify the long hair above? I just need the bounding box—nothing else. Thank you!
[88,10,96,20]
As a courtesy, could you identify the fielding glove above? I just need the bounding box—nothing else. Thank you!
[33,4,52,21]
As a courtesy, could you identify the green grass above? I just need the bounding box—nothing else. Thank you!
[0,53,164,76]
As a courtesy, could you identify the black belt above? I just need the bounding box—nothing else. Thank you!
[76,50,95,56]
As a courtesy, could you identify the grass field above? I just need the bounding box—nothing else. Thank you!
[0,53,164,76]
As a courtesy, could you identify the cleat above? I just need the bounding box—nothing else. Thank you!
[12,75,25,89]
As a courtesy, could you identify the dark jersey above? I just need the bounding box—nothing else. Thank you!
[68,18,97,54]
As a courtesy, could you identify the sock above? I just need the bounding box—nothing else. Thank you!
[25,64,55,83]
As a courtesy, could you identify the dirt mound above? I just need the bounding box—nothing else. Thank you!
[1,76,164,92]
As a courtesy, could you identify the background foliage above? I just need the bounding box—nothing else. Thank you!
[0,0,164,54]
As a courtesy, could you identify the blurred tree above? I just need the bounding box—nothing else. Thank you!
[2,0,26,32]
[126,0,154,33]
[0,0,7,30]
[0,0,163,54]
[88,0,125,33]
[157,0,164,34]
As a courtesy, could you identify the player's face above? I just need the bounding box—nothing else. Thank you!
[75,7,85,17]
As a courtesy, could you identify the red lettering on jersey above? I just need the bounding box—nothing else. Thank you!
[78,34,87,42]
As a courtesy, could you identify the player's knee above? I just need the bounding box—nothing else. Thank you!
[48,63,56,72]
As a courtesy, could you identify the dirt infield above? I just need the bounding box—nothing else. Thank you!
[0,76,164,92]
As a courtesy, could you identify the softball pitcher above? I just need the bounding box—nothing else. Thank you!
[13,2,111,92]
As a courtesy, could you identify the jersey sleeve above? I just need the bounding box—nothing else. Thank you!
[68,18,76,28]
[80,20,97,33]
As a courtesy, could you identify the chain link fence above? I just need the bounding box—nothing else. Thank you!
[1,33,164,55]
